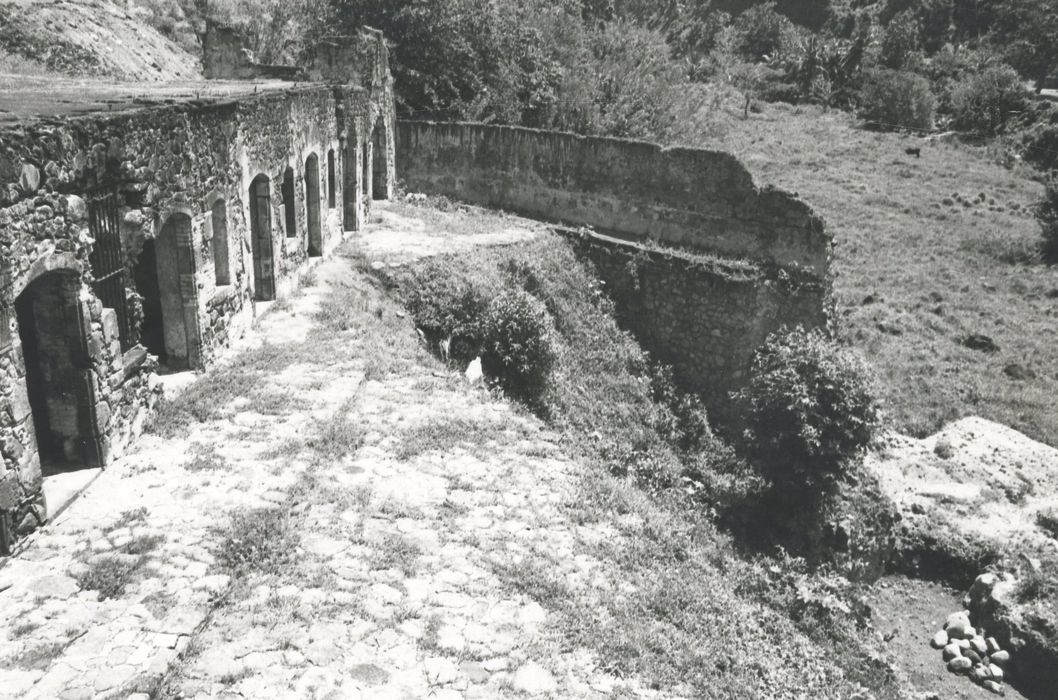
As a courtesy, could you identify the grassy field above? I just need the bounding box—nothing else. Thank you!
[689,102,1058,445]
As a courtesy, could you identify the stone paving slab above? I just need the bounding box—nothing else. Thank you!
[1,207,677,699]
[0,252,357,700]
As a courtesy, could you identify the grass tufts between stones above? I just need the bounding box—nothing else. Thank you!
[216,507,299,580]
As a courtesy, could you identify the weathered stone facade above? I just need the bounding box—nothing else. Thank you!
[396,121,830,274]
[397,121,833,403]
[0,31,396,550]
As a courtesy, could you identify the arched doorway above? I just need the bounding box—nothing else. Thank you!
[132,239,165,360]
[250,174,276,301]
[363,135,372,203]
[212,199,231,286]
[342,136,362,231]
[327,149,336,209]
[15,270,103,471]
[305,154,323,257]
[135,213,194,370]
[372,118,388,200]
[282,166,297,238]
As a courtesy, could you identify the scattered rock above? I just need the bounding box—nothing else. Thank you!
[934,437,954,459]
[931,630,949,649]
[1003,364,1036,381]
[948,656,973,673]
[877,321,903,336]
[971,664,991,683]
[961,334,999,353]
[990,649,1010,667]
[511,662,557,695]
[942,643,962,661]
[986,637,1001,654]
[465,356,483,385]
[971,636,989,655]
[19,163,40,193]
[66,194,87,222]
[988,663,1004,681]
[983,679,1005,695]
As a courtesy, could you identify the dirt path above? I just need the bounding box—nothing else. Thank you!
[868,576,1029,700]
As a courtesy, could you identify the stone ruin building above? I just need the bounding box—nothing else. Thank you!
[0,26,396,552]
[0,23,832,556]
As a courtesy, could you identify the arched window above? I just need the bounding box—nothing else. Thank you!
[212,199,231,286]
[16,270,103,468]
[327,149,336,209]
[305,154,322,257]
[282,166,296,238]
[249,174,276,301]
[372,117,388,200]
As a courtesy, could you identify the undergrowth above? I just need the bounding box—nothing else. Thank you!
[393,232,908,699]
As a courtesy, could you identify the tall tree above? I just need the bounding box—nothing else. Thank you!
[992,0,1058,92]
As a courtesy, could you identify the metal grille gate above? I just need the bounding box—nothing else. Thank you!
[87,192,134,351]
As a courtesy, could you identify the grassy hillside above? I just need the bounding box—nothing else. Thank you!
[392,235,909,699]
[0,0,200,80]
[691,102,1058,444]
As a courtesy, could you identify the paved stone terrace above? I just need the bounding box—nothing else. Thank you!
[0,204,671,699]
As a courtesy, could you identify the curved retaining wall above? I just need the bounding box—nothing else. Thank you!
[556,228,830,407]
[396,121,831,274]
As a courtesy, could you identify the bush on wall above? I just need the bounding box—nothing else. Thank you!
[480,289,557,406]
[734,326,882,490]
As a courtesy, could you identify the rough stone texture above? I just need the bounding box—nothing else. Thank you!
[0,221,669,699]
[0,34,396,547]
[966,573,1058,700]
[396,121,833,401]
[558,227,829,403]
[396,120,831,274]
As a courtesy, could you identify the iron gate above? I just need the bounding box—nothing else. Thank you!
[87,192,134,351]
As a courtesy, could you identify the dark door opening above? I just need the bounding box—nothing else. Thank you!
[133,239,166,362]
[282,167,297,238]
[372,119,388,200]
[15,271,101,473]
[306,154,323,257]
[342,138,361,231]
[362,140,372,203]
[250,174,276,301]
[327,149,336,209]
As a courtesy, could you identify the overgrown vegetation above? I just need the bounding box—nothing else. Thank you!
[734,326,882,488]
[216,507,298,579]
[395,231,903,698]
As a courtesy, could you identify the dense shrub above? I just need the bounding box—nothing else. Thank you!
[949,64,1027,134]
[1022,121,1058,173]
[734,327,882,488]
[398,258,499,361]
[923,44,995,116]
[1038,179,1058,264]
[858,68,936,131]
[480,289,557,405]
[730,2,799,62]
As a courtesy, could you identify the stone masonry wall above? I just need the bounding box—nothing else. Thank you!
[0,73,394,548]
[397,121,830,274]
[558,228,830,408]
